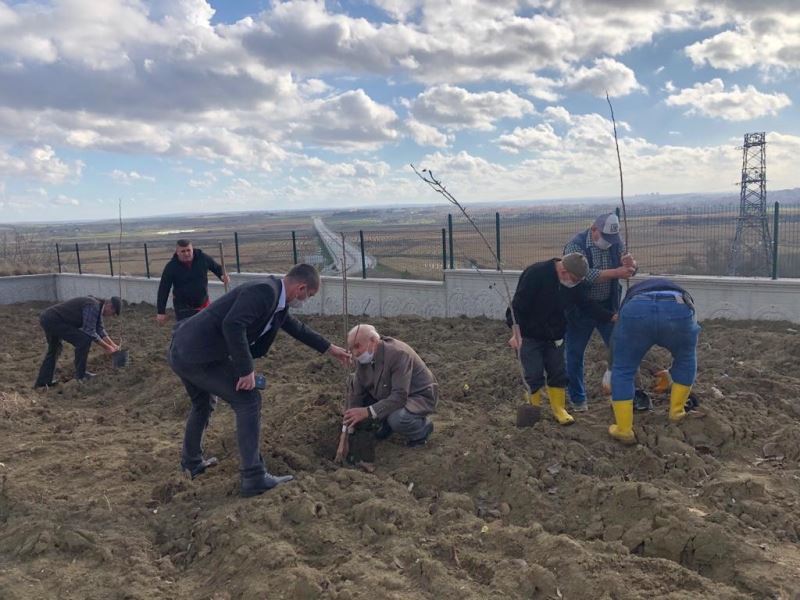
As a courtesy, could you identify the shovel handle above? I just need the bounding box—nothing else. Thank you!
[218,242,229,293]
[334,425,349,464]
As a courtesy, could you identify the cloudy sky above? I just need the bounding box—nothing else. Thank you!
[0,0,798,221]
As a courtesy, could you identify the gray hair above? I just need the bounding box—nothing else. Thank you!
[347,323,379,346]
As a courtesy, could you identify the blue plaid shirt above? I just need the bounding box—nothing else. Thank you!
[564,230,626,302]
[80,302,107,341]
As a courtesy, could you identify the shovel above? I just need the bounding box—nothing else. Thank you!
[112,349,129,368]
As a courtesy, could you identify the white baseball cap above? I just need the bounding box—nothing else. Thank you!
[593,213,621,245]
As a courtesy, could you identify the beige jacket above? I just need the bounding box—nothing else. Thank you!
[347,337,438,420]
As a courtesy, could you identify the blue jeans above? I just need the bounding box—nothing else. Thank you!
[565,303,615,404]
[610,294,701,402]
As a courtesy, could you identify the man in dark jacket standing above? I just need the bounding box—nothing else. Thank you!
[168,263,350,497]
[608,278,700,445]
[156,239,230,323]
[34,296,122,387]
[507,253,615,425]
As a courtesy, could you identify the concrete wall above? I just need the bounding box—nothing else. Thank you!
[441,270,800,323]
[2,270,799,323]
[0,274,57,304]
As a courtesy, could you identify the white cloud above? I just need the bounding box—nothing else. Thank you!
[685,14,800,73]
[188,171,218,188]
[405,118,451,148]
[408,85,534,131]
[297,89,400,150]
[665,79,792,121]
[51,194,79,206]
[0,144,81,183]
[299,78,332,96]
[496,124,561,154]
[564,58,644,97]
[110,169,155,184]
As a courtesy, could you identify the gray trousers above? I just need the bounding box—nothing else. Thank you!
[519,337,568,392]
[387,407,429,440]
[359,394,428,440]
[168,343,266,478]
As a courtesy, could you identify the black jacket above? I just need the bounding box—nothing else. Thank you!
[157,248,223,313]
[506,259,614,341]
[170,277,330,377]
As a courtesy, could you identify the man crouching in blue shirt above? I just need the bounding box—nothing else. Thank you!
[608,278,700,444]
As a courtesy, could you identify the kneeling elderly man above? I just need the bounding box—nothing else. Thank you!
[343,325,437,447]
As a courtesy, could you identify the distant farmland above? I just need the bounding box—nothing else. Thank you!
[3,202,800,280]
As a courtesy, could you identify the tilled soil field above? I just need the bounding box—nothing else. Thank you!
[1,302,800,599]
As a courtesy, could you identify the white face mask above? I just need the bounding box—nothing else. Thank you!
[560,278,579,288]
[594,236,612,250]
[288,298,305,309]
[356,350,374,365]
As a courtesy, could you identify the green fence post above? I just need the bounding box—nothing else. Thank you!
[495,211,501,270]
[75,243,82,275]
[234,232,241,273]
[359,230,367,279]
[447,214,454,270]
[144,243,150,278]
[56,243,62,273]
[772,201,780,280]
[441,228,447,271]
[291,231,298,265]
[107,243,114,277]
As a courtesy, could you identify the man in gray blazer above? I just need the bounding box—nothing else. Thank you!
[169,264,350,497]
[343,324,438,447]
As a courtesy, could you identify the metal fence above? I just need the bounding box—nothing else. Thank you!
[6,202,800,281]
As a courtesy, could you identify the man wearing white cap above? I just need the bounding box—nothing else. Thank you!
[562,213,637,411]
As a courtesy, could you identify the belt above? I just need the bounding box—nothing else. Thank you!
[635,291,685,303]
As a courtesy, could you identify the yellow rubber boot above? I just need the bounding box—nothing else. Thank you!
[525,389,542,407]
[608,400,636,445]
[547,387,574,426]
[669,383,691,422]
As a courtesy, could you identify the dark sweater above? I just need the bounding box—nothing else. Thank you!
[506,259,614,341]
[157,248,223,313]
[42,296,108,341]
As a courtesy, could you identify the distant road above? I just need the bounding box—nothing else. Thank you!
[313,218,376,275]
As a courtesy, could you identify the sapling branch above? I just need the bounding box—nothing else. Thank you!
[410,164,531,398]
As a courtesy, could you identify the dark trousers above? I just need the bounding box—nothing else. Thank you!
[168,343,265,477]
[175,307,200,322]
[519,337,568,392]
[34,314,93,387]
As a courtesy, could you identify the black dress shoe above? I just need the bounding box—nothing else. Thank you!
[633,388,653,412]
[240,472,294,497]
[374,420,393,441]
[182,457,219,480]
[33,380,60,389]
[407,421,434,447]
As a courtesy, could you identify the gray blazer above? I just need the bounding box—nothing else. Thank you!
[348,337,438,420]
[170,277,330,377]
